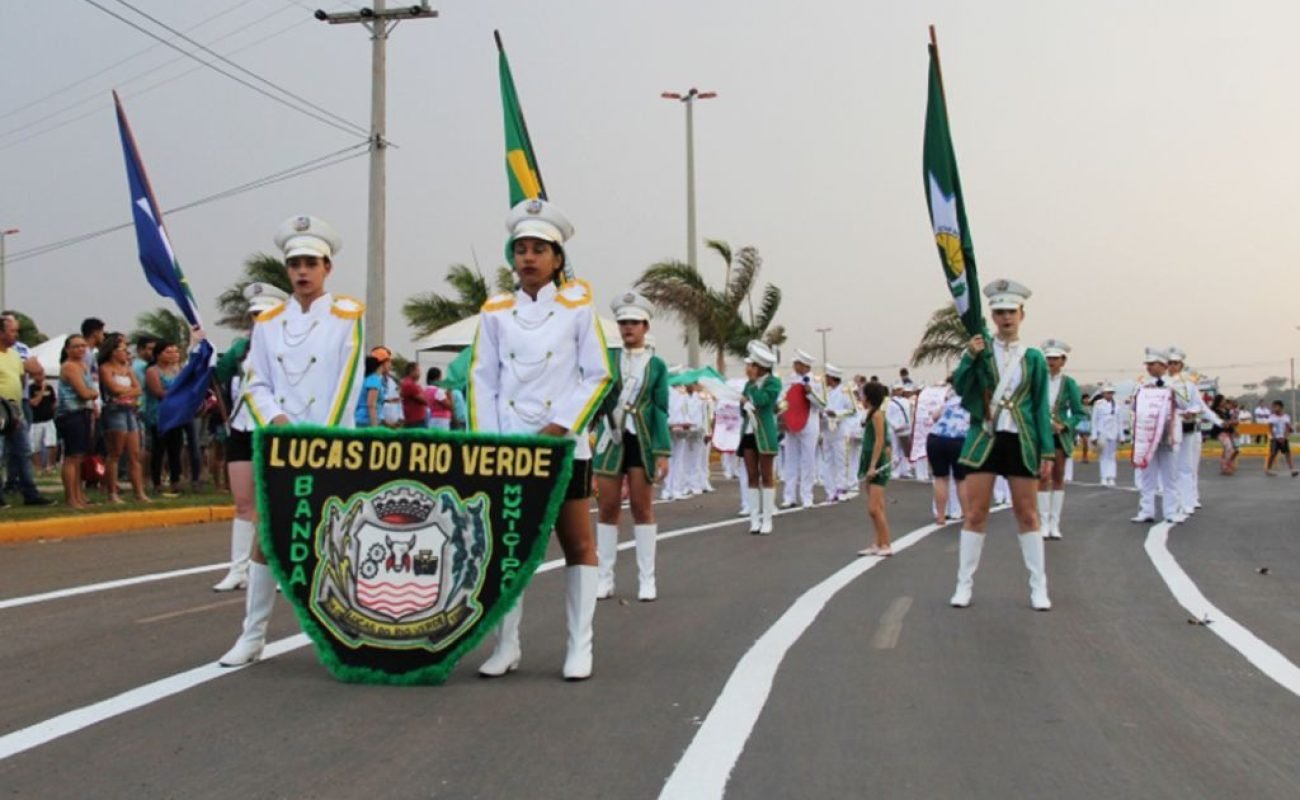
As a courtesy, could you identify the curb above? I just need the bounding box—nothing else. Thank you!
[0,505,235,545]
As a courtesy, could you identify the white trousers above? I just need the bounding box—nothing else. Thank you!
[667,433,690,497]
[846,439,863,490]
[782,422,820,506]
[821,427,849,496]
[1137,446,1178,521]
[1097,438,1118,483]
[682,433,704,493]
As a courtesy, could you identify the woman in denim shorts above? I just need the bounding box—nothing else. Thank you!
[99,333,149,503]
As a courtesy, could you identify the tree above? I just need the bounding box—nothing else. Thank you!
[215,253,292,332]
[637,241,785,372]
[1261,376,1287,392]
[132,308,191,350]
[403,264,516,339]
[7,311,48,346]
[910,304,968,369]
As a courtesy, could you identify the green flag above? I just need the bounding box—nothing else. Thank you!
[923,42,984,337]
[497,31,545,205]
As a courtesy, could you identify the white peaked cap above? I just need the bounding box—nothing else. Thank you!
[792,349,815,366]
[275,215,342,260]
[1143,347,1168,364]
[824,363,843,379]
[1166,346,1186,361]
[243,282,288,314]
[611,290,653,322]
[983,278,1031,310]
[506,198,574,246]
[746,340,777,369]
[1040,338,1071,358]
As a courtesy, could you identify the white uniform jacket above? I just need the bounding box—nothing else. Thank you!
[244,293,365,427]
[468,280,612,460]
[823,384,857,431]
[1090,397,1120,442]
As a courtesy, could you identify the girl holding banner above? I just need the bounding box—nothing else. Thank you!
[470,199,612,681]
[219,215,366,667]
[949,279,1054,611]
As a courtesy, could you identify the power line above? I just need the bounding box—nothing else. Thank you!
[0,0,261,123]
[5,142,369,265]
[1,6,303,147]
[109,0,369,137]
[77,0,368,139]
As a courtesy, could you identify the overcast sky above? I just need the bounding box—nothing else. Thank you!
[3,0,1299,390]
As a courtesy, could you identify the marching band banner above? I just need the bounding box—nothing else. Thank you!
[1130,386,1173,469]
[254,425,573,685]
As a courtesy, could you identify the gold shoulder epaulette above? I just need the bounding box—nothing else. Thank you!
[330,295,365,320]
[255,301,287,323]
[556,279,593,309]
[482,293,516,313]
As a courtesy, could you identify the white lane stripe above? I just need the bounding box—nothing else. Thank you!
[0,505,820,762]
[1144,522,1300,697]
[0,564,227,612]
[658,520,948,800]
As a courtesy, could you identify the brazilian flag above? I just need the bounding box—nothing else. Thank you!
[922,40,984,337]
[497,31,545,204]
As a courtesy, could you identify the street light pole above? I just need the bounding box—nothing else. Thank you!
[0,228,18,312]
[315,1,438,350]
[815,326,832,366]
[662,87,716,368]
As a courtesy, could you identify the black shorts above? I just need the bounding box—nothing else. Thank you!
[55,410,93,457]
[969,432,1036,479]
[619,431,645,474]
[565,458,593,501]
[1271,438,1291,456]
[736,433,758,456]
[226,429,253,463]
[926,434,967,481]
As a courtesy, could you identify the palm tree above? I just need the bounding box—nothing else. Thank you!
[9,311,48,346]
[132,308,191,350]
[910,304,968,370]
[637,241,784,372]
[403,264,516,339]
[215,253,292,332]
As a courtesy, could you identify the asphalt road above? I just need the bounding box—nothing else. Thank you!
[1,461,1297,799]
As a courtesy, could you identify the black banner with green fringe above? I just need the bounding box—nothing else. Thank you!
[253,425,573,685]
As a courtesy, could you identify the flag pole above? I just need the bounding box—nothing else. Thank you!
[928,25,947,104]
[494,30,548,201]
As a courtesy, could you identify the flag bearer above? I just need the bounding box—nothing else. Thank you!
[1038,339,1084,540]
[219,215,365,666]
[949,279,1054,611]
[470,199,612,681]
[741,341,782,534]
[593,291,671,602]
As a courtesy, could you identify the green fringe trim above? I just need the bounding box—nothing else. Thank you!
[252,423,575,686]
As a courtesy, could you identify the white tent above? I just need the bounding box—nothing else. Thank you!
[29,334,69,377]
[415,314,623,352]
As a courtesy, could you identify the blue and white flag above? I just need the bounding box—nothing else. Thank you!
[114,91,213,434]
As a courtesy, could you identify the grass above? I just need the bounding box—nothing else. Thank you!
[2,477,232,522]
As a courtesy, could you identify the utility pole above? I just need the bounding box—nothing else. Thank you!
[0,228,17,312]
[315,1,437,349]
[661,88,716,368]
[815,326,832,366]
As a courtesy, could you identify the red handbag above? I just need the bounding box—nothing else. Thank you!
[82,454,106,487]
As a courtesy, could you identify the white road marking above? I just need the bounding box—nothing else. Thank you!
[1144,521,1300,697]
[0,506,822,762]
[0,563,227,612]
[870,596,913,650]
[658,519,953,800]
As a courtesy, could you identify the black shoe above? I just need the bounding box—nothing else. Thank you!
[24,495,53,507]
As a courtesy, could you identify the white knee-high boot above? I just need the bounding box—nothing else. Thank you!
[213,517,254,591]
[219,562,276,666]
[596,523,618,599]
[760,487,776,534]
[1049,490,1065,539]
[563,566,597,680]
[634,524,657,601]
[747,488,762,533]
[949,530,985,608]
[1036,491,1053,540]
[479,595,524,677]
[1019,532,1052,611]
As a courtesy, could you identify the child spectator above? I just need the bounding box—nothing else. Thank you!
[1264,400,1297,477]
